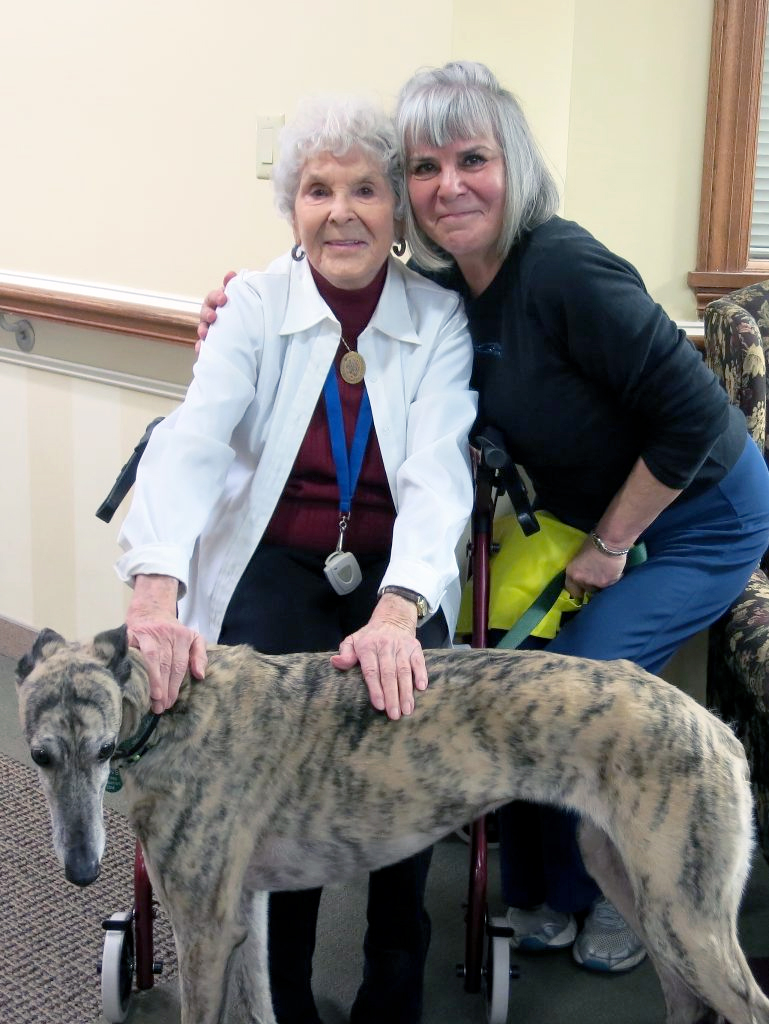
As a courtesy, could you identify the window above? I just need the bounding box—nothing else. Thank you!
[688,0,769,316]
[751,29,769,256]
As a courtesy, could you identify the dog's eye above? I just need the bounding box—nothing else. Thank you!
[31,747,51,767]
[98,741,116,761]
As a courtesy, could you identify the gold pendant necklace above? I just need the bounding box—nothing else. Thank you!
[339,336,366,385]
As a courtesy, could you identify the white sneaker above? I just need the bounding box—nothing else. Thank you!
[505,903,577,951]
[572,897,647,972]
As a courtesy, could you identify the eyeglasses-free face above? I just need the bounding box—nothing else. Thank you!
[292,149,397,290]
[407,136,506,293]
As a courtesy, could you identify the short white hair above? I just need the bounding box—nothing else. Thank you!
[395,61,560,271]
[273,95,404,224]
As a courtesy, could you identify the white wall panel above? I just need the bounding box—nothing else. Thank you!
[0,366,34,623]
[0,355,178,639]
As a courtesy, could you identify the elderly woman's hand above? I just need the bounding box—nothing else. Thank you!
[331,593,428,720]
[196,271,236,352]
[564,538,626,601]
[126,574,208,714]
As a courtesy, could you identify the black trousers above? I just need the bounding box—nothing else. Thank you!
[219,544,447,1024]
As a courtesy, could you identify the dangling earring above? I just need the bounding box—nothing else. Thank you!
[392,239,406,257]
[291,243,305,262]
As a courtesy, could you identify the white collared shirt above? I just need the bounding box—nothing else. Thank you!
[116,252,477,641]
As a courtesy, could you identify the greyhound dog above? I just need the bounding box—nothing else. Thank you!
[16,625,769,1024]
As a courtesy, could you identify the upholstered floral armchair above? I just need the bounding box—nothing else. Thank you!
[703,280,769,865]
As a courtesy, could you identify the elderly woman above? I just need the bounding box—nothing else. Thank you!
[392,61,769,974]
[117,96,476,1024]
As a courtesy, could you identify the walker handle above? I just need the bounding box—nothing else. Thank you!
[472,425,539,537]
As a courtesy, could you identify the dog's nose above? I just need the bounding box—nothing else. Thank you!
[65,856,101,887]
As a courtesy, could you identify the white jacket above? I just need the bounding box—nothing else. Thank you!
[116,252,477,642]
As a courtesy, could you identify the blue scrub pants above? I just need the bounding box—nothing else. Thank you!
[498,436,769,913]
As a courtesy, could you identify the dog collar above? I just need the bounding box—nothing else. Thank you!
[107,713,161,793]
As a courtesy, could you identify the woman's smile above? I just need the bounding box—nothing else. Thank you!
[407,135,506,293]
[292,150,396,289]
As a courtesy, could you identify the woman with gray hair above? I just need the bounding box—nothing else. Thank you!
[394,60,769,976]
[117,95,477,1023]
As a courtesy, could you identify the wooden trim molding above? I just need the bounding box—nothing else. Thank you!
[689,0,769,316]
[688,267,769,312]
[0,274,704,354]
[0,275,199,347]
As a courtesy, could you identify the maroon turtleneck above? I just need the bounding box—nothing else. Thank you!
[262,261,396,555]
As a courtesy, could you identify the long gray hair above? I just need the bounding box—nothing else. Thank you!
[395,61,559,271]
[273,95,404,225]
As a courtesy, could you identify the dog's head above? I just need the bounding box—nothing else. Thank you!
[16,625,134,886]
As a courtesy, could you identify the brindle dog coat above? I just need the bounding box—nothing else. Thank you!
[16,626,769,1024]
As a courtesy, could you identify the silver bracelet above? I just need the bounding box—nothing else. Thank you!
[589,529,631,557]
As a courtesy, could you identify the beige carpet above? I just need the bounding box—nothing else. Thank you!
[0,751,177,1024]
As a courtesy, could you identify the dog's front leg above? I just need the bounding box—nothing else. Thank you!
[223,890,278,1024]
[171,914,250,1024]
[169,894,276,1024]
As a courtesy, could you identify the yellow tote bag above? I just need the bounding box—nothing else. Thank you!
[456,511,588,641]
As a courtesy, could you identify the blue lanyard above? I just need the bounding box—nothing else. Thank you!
[322,367,373,514]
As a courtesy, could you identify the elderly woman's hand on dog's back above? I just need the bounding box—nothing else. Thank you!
[126,573,208,714]
[331,591,427,720]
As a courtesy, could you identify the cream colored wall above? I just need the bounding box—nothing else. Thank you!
[453,0,712,321]
[0,0,715,641]
[452,0,576,187]
[3,0,710,316]
[0,365,176,638]
[2,0,453,299]
[0,323,195,639]
[564,0,712,318]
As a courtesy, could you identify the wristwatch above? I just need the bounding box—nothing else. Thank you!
[378,586,429,622]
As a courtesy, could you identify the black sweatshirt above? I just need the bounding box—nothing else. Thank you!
[420,216,745,532]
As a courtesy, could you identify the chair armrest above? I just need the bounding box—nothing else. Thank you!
[713,568,769,713]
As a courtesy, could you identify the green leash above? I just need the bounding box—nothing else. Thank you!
[495,542,647,650]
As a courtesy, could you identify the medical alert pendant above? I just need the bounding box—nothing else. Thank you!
[324,513,362,594]
[324,549,362,594]
[339,350,366,385]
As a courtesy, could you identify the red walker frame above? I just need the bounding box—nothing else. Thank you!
[96,425,519,1022]
[457,431,532,1020]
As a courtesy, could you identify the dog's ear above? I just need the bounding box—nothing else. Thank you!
[92,625,132,685]
[16,628,66,684]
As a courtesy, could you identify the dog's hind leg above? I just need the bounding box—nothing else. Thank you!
[651,926,769,1024]
[578,821,715,1024]
[579,821,769,1024]
[577,820,647,943]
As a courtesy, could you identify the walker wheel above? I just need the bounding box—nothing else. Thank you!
[101,910,135,1022]
[484,919,511,1024]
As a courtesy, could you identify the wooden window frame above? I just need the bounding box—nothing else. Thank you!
[689,0,769,316]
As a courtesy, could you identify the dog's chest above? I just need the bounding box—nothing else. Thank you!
[243,831,435,891]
